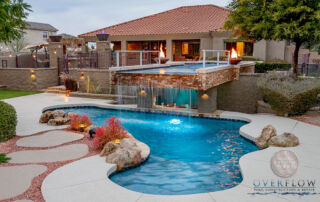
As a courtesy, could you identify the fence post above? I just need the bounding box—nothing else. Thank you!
[203,50,206,68]
[140,51,143,66]
[158,52,161,64]
[217,52,220,66]
[116,51,120,67]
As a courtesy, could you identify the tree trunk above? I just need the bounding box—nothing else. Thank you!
[293,41,302,78]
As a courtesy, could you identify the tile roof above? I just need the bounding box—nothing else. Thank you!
[79,4,230,37]
[26,21,58,32]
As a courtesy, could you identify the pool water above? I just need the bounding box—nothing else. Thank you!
[120,63,227,75]
[60,107,258,195]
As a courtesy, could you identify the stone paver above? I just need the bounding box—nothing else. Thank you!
[8,144,88,163]
[16,131,84,148]
[0,165,46,201]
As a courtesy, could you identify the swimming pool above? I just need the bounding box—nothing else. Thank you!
[58,106,258,195]
[120,62,228,75]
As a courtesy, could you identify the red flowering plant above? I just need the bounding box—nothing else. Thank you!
[69,114,92,131]
[93,117,128,149]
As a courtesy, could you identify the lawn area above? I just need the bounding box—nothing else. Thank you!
[0,90,40,100]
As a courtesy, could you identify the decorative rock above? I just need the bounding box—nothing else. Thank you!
[106,147,141,171]
[100,141,119,157]
[39,111,53,123]
[268,133,300,147]
[255,125,277,149]
[104,137,150,171]
[52,110,66,119]
[47,117,70,126]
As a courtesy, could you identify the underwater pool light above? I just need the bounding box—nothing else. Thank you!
[170,119,181,125]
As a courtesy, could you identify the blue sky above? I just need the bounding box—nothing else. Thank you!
[24,0,230,36]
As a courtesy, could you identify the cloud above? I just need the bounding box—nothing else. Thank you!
[25,0,230,35]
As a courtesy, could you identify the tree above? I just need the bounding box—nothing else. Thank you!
[0,0,31,44]
[225,0,320,77]
[7,37,28,53]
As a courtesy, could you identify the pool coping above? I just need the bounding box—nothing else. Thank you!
[41,103,320,202]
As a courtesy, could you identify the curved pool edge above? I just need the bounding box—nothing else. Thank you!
[41,104,318,202]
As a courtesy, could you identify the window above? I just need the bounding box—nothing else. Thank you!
[43,32,48,39]
[225,40,253,56]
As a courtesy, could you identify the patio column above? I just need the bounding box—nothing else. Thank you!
[197,87,217,113]
[166,39,173,61]
[121,40,127,66]
[49,42,63,68]
[96,41,112,68]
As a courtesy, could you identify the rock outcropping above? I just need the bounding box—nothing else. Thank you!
[255,125,300,149]
[39,110,75,126]
[100,137,150,171]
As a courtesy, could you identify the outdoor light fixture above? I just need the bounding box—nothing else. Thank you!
[139,90,147,96]
[201,93,209,100]
[54,50,57,54]
[30,69,36,80]
[66,90,70,97]
[80,72,85,80]
[9,54,12,57]
[159,69,166,74]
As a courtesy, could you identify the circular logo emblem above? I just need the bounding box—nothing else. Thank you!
[271,150,299,178]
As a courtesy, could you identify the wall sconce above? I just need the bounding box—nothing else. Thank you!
[201,93,209,100]
[9,54,12,57]
[139,90,147,96]
[80,72,85,80]
[30,70,36,80]
[54,50,57,54]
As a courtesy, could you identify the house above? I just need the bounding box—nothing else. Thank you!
[79,4,287,62]
[0,21,58,52]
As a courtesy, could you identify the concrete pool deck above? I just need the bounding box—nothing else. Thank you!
[2,93,320,201]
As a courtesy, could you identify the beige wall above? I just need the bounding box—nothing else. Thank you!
[253,40,287,61]
[0,67,58,91]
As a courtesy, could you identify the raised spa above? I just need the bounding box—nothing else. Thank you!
[59,106,258,195]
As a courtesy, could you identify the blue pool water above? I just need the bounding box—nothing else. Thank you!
[58,107,258,195]
[120,62,228,75]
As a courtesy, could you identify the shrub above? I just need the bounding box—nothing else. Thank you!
[60,73,78,91]
[69,114,92,131]
[0,153,10,163]
[258,72,320,115]
[0,101,17,142]
[240,56,260,61]
[255,62,291,73]
[93,117,128,149]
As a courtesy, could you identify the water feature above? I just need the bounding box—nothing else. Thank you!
[57,106,258,195]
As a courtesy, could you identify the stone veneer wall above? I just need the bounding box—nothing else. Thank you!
[0,68,58,91]
[217,73,263,114]
[68,69,113,94]
[113,67,240,90]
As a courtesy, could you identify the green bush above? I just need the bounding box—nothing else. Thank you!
[258,73,320,116]
[255,62,291,73]
[0,101,17,142]
[0,153,10,163]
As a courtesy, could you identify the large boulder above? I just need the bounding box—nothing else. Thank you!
[52,110,66,119]
[106,147,142,171]
[100,141,119,157]
[47,117,69,126]
[255,125,277,149]
[268,133,299,147]
[39,111,53,123]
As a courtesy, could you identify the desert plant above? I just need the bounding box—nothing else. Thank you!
[258,72,320,115]
[0,101,17,142]
[69,114,92,131]
[255,62,291,73]
[60,73,78,91]
[0,153,10,163]
[93,117,128,149]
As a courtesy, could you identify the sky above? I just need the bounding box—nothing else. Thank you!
[24,0,230,36]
